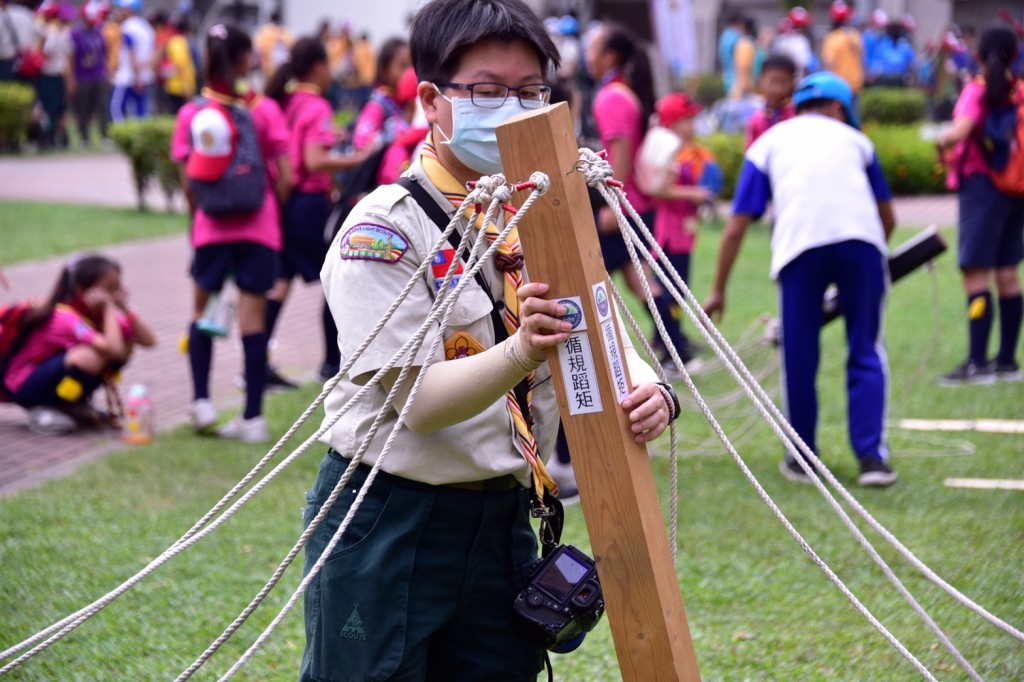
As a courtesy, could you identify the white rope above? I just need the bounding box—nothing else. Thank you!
[601,173,1023,643]
[214,181,548,680]
[581,148,974,680]
[174,183,520,675]
[0,176,513,676]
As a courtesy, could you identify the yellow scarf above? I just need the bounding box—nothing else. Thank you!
[419,137,558,498]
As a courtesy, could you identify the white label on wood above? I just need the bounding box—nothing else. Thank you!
[593,282,630,404]
[559,332,603,415]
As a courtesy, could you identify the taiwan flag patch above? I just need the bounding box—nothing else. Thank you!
[431,249,464,291]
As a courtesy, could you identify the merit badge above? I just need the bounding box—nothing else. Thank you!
[445,330,484,360]
[431,249,464,291]
[339,224,409,265]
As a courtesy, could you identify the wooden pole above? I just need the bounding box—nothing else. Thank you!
[497,102,701,681]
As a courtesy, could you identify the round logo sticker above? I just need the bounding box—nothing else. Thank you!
[595,287,609,318]
[557,298,583,330]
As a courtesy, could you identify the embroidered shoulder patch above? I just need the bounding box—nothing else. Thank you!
[445,330,484,360]
[339,223,409,264]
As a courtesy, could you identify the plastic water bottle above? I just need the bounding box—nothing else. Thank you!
[122,384,154,445]
[196,288,237,338]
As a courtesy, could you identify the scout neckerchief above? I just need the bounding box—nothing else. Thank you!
[419,136,558,499]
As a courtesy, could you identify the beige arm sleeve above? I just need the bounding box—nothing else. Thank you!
[381,331,542,435]
[618,310,659,387]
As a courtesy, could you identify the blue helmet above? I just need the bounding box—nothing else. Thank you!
[114,0,143,11]
[559,15,579,36]
[793,72,860,129]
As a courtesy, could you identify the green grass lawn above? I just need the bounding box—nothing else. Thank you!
[1,222,1022,681]
[0,202,184,266]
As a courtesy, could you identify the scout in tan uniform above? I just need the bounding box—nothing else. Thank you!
[300,1,676,679]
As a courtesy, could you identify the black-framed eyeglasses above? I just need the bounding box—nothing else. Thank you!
[435,81,552,109]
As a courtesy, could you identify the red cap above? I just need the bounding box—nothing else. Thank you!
[395,67,419,107]
[829,1,852,24]
[777,17,794,33]
[656,93,702,127]
[37,0,59,20]
[788,7,812,30]
[186,106,237,183]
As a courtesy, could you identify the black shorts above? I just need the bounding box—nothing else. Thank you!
[599,209,656,273]
[280,191,332,283]
[191,242,278,294]
[958,174,1024,269]
[12,352,103,409]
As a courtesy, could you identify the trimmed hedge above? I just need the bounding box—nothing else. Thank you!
[0,82,35,150]
[109,116,181,211]
[700,124,947,199]
[860,87,928,125]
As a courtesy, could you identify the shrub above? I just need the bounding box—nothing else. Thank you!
[109,116,181,211]
[0,82,35,150]
[860,87,928,125]
[692,73,726,108]
[864,124,948,195]
[697,124,947,199]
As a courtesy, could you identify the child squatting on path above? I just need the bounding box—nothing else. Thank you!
[2,254,156,436]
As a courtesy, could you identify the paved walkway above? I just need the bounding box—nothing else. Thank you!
[0,155,321,496]
[0,153,960,496]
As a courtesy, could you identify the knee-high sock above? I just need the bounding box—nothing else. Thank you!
[189,322,213,400]
[652,293,689,363]
[998,294,1023,364]
[322,300,340,368]
[265,299,283,345]
[242,332,268,420]
[967,292,993,365]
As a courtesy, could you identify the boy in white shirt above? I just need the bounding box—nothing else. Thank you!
[704,72,898,487]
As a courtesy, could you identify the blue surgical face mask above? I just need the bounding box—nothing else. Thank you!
[435,88,526,175]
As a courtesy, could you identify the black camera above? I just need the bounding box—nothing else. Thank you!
[514,544,605,652]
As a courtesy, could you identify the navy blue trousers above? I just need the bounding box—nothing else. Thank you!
[778,240,889,463]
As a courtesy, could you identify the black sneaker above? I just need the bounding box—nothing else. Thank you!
[994,361,1023,383]
[779,457,815,484]
[265,366,299,390]
[858,458,898,487]
[939,359,996,386]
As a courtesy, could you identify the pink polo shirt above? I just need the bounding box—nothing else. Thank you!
[172,96,288,251]
[746,103,796,149]
[653,158,701,256]
[946,80,992,190]
[593,82,652,215]
[4,308,96,394]
[284,89,337,194]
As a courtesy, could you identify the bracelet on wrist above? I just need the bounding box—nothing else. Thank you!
[655,381,681,422]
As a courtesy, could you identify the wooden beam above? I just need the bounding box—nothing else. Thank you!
[497,102,701,681]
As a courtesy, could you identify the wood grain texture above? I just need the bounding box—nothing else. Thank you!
[497,103,701,681]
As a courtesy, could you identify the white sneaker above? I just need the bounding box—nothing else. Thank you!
[27,407,77,436]
[216,415,270,443]
[190,399,218,432]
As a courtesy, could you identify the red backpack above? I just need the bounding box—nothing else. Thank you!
[0,301,38,403]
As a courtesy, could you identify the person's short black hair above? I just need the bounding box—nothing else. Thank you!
[796,98,843,121]
[761,52,797,77]
[410,0,560,83]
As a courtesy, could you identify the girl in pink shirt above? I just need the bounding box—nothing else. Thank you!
[172,23,294,442]
[585,21,688,370]
[351,37,411,150]
[4,253,156,435]
[264,37,374,382]
[936,26,1024,384]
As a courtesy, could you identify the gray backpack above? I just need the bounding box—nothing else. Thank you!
[187,98,267,217]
